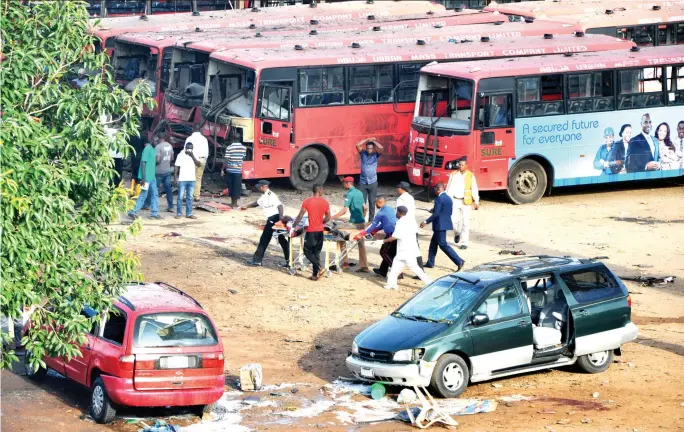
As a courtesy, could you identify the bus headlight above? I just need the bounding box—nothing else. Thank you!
[445,160,457,170]
[408,152,413,163]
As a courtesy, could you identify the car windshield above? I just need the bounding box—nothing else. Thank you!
[133,312,218,348]
[395,277,481,323]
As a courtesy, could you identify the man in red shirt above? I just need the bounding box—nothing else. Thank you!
[293,184,331,281]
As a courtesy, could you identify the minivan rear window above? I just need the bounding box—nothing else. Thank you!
[133,312,218,348]
[560,269,623,304]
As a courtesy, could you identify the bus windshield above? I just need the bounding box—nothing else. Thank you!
[414,75,473,131]
[203,60,256,118]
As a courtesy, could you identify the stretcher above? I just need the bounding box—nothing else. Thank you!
[271,221,360,277]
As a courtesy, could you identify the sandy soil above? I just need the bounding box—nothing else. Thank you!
[2,174,684,432]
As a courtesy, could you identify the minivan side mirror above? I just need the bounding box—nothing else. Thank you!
[471,313,490,326]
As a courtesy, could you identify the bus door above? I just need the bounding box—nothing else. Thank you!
[256,83,293,177]
[475,89,516,189]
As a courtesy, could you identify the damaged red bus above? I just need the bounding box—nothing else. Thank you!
[161,19,579,149]
[405,45,683,203]
[198,34,633,189]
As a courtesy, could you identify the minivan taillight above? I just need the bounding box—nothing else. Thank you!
[119,355,135,371]
[627,295,632,308]
[202,352,224,369]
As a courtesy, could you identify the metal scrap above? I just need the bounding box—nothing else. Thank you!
[499,250,526,256]
[620,275,676,286]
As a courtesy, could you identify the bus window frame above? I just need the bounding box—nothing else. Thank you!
[616,66,665,110]
[296,66,346,108]
[257,83,293,123]
[347,63,395,106]
[476,92,514,131]
[565,70,615,114]
[515,74,566,119]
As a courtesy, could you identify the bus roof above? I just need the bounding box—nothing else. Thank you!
[90,0,445,39]
[115,18,578,51]
[209,33,634,70]
[552,5,684,29]
[485,0,684,18]
[420,45,683,80]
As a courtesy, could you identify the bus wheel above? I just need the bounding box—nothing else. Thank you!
[290,148,329,191]
[506,159,547,204]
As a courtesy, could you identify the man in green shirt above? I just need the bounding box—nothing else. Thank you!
[332,176,368,272]
[128,136,162,220]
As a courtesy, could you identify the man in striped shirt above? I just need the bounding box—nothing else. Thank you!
[223,141,247,209]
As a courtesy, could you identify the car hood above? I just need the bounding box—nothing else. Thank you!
[356,316,449,352]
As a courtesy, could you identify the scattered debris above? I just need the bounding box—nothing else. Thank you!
[499,395,534,402]
[592,392,600,399]
[195,201,233,213]
[582,418,593,424]
[492,383,504,389]
[140,420,180,432]
[499,249,526,256]
[242,396,261,404]
[153,232,182,238]
[290,388,299,394]
[557,419,570,425]
[632,264,654,269]
[601,380,609,386]
[227,289,239,295]
[620,275,676,286]
[284,338,305,343]
[277,400,335,418]
[628,362,636,368]
[538,410,557,414]
[239,364,262,391]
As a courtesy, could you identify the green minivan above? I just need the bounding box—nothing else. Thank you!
[346,256,638,397]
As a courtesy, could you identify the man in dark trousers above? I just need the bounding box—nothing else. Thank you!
[355,195,397,278]
[420,183,464,272]
[293,184,331,281]
[355,137,383,221]
[242,180,289,268]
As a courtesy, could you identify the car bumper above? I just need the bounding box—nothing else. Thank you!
[100,375,224,407]
[620,322,638,345]
[345,355,434,387]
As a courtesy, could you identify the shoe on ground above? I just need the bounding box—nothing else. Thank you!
[141,206,150,211]
[187,215,198,219]
[457,261,465,272]
[356,267,370,273]
[412,275,422,280]
[127,212,138,220]
[454,234,461,244]
[149,214,164,220]
[175,214,182,219]
[460,245,468,250]
[383,285,398,290]
[372,268,386,277]
[166,208,174,213]
[278,262,291,269]
[247,259,262,267]
[423,263,435,269]
[398,273,404,280]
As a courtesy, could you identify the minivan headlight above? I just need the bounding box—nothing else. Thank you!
[352,341,359,356]
[393,349,424,362]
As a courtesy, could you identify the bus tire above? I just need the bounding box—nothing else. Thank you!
[290,148,329,191]
[506,159,547,205]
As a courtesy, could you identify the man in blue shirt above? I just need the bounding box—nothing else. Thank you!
[355,137,384,221]
[355,195,396,278]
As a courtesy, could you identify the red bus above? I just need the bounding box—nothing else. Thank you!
[487,1,684,46]
[111,6,493,131]
[160,19,580,149]
[405,45,684,203]
[90,0,445,53]
[198,34,633,189]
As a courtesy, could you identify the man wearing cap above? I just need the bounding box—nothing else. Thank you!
[445,156,479,250]
[331,176,369,271]
[382,206,432,290]
[593,126,624,175]
[421,183,464,272]
[355,137,384,221]
[72,68,89,88]
[242,180,289,267]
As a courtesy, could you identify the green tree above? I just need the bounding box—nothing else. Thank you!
[0,0,153,370]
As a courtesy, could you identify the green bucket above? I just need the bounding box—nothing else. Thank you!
[370,383,386,400]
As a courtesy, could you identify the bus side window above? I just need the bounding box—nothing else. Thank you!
[567,71,613,113]
[618,25,655,47]
[396,63,426,102]
[617,67,664,109]
[669,66,684,106]
[259,86,291,122]
[516,75,564,118]
[677,24,684,45]
[298,67,344,107]
[348,65,394,104]
[478,94,513,130]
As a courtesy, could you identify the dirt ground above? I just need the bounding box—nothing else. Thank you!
[2,173,684,432]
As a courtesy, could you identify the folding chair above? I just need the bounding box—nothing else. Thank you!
[401,386,458,429]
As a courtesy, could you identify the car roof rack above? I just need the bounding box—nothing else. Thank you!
[479,255,575,275]
[154,281,203,309]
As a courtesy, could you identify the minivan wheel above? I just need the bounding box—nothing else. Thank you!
[577,350,614,374]
[90,377,117,424]
[24,352,48,382]
[429,354,469,398]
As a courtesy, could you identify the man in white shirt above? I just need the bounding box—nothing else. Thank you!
[445,156,480,250]
[184,123,209,201]
[396,181,425,276]
[174,142,201,219]
[242,180,289,268]
[383,206,432,290]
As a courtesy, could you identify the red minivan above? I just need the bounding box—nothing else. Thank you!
[24,282,225,423]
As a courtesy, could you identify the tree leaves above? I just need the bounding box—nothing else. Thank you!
[1,0,151,370]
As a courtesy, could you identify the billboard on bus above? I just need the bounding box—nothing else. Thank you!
[514,106,684,186]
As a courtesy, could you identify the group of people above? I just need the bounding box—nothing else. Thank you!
[127,124,209,220]
[593,115,684,175]
[241,139,480,289]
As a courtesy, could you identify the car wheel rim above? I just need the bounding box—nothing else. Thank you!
[92,386,104,415]
[442,363,464,391]
[587,351,609,366]
[516,170,538,196]
[299,158,320,182]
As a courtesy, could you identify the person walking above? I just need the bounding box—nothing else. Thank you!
[174,142,201,219]
[355,196,397,278]
[445,156,479,250]
[355,137,383,221]
[383,206,433,290]
[293,185,331,281]
[223,141,247,209]
[421,183,464,271]
[243,180,290,267]
[128,135,162,220]
[396,181,424,274]
[155,132,175,212]
[331,176,369,272]
[184,124,209,201]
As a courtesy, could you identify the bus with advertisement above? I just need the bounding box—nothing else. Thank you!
[197,34,633,189]
[90,0,444,53]
[487,1,684,46]
[405,46,684,203]
[160,19,579,150]
[111,5,489,132]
